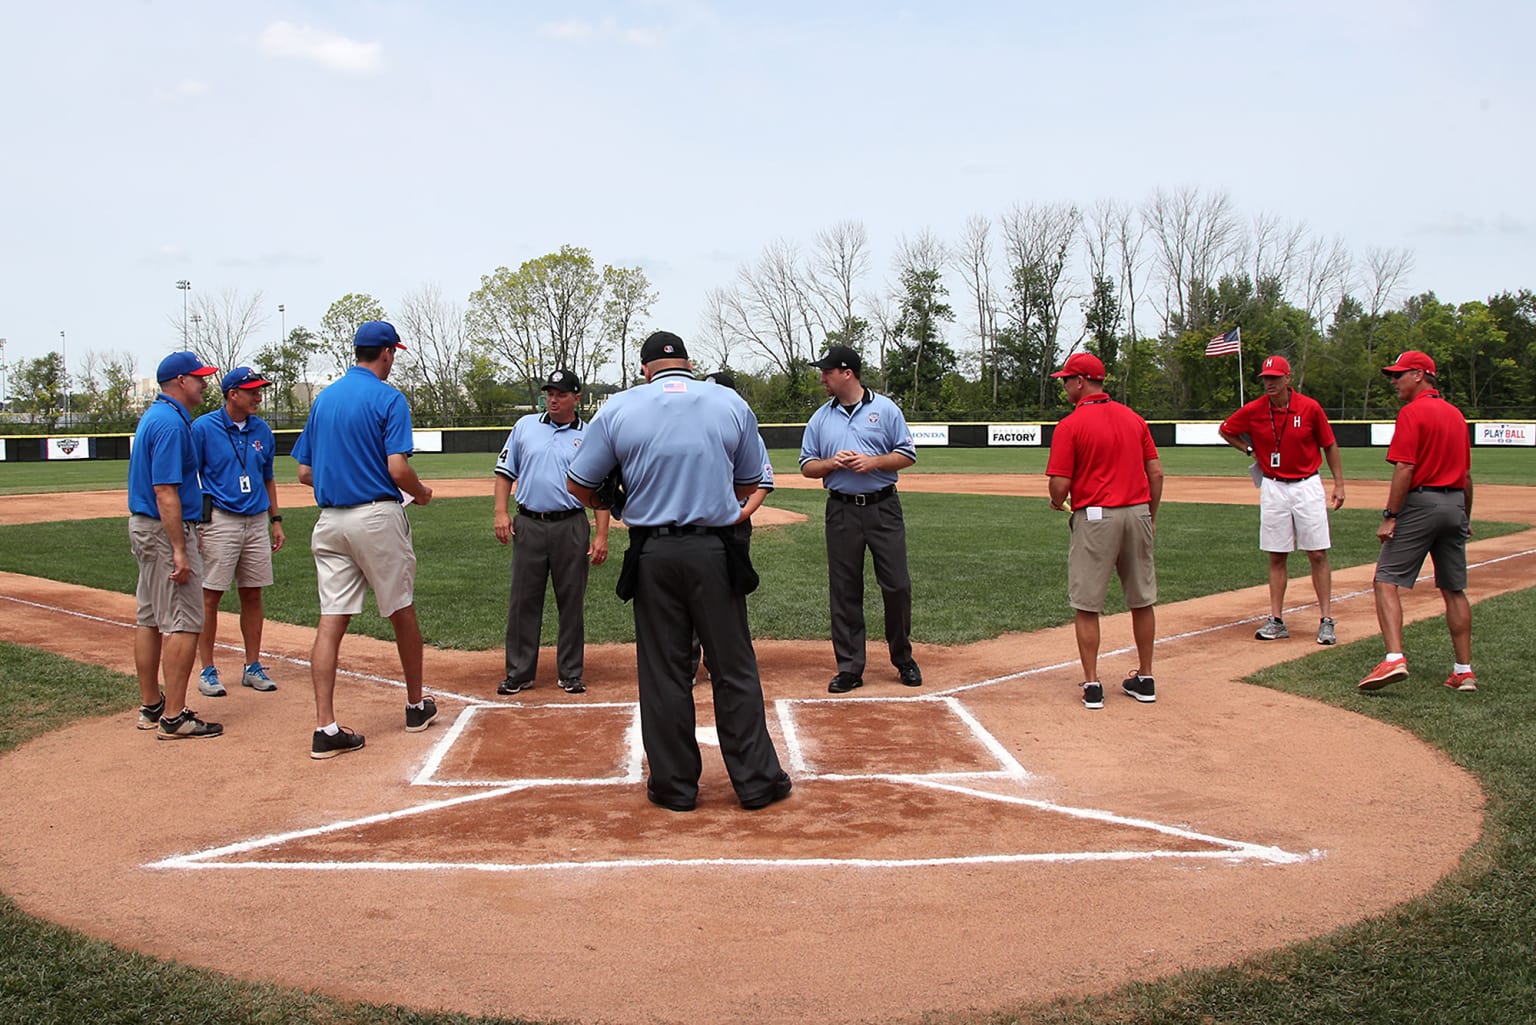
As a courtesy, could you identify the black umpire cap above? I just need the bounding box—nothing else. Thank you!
[811,344,861,374]
[640,330,689,363]
[541,368,582,393]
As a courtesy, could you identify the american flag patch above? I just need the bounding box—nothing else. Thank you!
[663,380,688,392]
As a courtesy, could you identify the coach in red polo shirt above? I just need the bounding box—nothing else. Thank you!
[1046,352,1164,710]
[1219,354,1346,645]
[1358,350,1476,693]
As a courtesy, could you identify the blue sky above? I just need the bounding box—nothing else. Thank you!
[1,1,1531,391]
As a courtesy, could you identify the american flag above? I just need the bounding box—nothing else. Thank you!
[1205,327,1241,357]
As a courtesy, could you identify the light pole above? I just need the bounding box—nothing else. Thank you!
[189,313,202,351]
[176,279,191,346]
[0,336,7,412]
[60,330,68,424]
[278,303,286,344]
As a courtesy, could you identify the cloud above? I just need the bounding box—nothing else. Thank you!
[1414,213,1530,238]
[539,16,664,47]
[259,21,383,75]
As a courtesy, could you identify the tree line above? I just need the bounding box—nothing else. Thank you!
[5,187,1534,431]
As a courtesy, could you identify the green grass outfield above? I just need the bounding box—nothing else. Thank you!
[2,592,1533,1024]
[2,445,1534,494]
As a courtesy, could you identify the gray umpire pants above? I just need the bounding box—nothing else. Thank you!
[825,494,913,676]
[504,512,590,683]
[633,532,785,808]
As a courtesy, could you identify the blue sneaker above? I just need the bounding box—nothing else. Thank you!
[198,665,227,698]
[242,661,277,692]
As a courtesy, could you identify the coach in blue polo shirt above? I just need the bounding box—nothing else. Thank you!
[292,321,438,760]
[800,344,921,694]
[190,366,285,699]
[567,330,790,813]
[128,349,223,741]
[492,368,610,696]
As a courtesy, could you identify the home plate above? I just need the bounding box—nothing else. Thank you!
[696,726,720,746]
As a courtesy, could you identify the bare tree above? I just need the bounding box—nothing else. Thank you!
[952,214,999,401]
[177,288,267,375]
[1000,202,1081,405]
[1249,212,1308,294]
[1298,234,1354,387]
[395,283,471,424]
[805,219,871,343]
[1142,186,1242,333]
[719,238,816,379]
[694,286,742,376]
[1357,246,1414,408]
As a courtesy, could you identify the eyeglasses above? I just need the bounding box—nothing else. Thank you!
[1386,369,1422,381]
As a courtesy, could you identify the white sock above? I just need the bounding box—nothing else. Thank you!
[1454,663,1472,675]
[1385,652,1404,662]
[320,721,339,736]
[408,699,425,710]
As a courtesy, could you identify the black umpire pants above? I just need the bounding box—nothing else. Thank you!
[825,494,913,676]
[633,532,785,807]
[504,513,590,683]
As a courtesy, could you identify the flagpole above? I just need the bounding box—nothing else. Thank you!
[1237,344,1244,406]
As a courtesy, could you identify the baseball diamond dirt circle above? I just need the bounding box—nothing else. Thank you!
[1,475,1533,1025]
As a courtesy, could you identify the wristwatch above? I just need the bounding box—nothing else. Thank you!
[1381,508,1397,519]
[269,515,284,524]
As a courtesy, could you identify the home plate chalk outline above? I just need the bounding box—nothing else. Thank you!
[147,692,1316,873]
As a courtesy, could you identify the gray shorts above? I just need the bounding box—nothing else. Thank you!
[198,508,274,592]
[312,503,417,617]
[1067,503,1157,613]
[129,515,205,634]
[1375,490,1469,591]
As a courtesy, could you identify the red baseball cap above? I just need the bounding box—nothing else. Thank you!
[1051,352,1106,381]
[1382,350,1435,375]
[1258,355,1290,377]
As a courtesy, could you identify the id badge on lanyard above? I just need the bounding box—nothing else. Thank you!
[239,474,252,494]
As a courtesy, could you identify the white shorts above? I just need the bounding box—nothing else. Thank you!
[198,509,275,592]
[1259,475,1331,553]
[311,503,417,617]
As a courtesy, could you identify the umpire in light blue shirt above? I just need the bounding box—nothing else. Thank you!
[799,344,922,694]
[567,331,791,813]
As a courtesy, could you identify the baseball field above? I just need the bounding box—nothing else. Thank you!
[0,447,1533,1025]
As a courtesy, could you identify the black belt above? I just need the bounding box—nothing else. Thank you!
[828,484,896,506]
[1263,473,1317,484]
[330,498,398,509]
[651,524,712,536]
[1412,485,1464,494]
[518,507,583,521]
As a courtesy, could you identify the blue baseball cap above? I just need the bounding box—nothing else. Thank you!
[221,366,272,393]
[354,321,407,350]
[156,351,218,382]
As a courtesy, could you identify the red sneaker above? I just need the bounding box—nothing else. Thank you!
[1444,671,1478,692]
[1358,657,1409,691]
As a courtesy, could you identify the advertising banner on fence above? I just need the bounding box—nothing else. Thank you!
[410,430,444,454]
[1174,423,1227,446]
[1475,422,1534,446]
[987,424,1042,446]
[911,425,950,446]
[1371,423,1396,446]
[46,437,90,460]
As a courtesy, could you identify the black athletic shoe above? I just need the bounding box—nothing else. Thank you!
[741,775,793,811]
[497,678,533,695]
[1081,682,1104,709]
[897,661,923,687]
[1122,672,1156,703]
[557,678,587,694]
[828,672,864,694]
[405,697,438,733]
[157,708,223,740]
[137,694,166,730]
[646,789,696,813]
[312,726,365,759]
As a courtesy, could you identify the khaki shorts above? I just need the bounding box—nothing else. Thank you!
[198,508,275,592]
[312,503,416,617]
[129,515,205,634]
[1067,503,1157,613]
[1259,474,1332,553]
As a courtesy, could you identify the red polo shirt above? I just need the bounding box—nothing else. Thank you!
[1220,389,1335,479]
[1387,389,1471,489]
[1046,394,1158,508]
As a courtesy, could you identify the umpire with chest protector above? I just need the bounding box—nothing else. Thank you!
[567,331,791,813]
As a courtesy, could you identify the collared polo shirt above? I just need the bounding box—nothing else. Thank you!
[1220,389,1335,478]
[1046,393,1159,508]
[494,411,586,513]
[128,393,202,521]
[291,366,415,508]
[1387,389,1471,489]
[191,407,277,515]
[567,368,763,527]
[798,388,917,494]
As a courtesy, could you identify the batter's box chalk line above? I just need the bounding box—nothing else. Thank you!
[146,693,1318,873]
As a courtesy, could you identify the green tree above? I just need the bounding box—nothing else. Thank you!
[254,326,321,424]
[79,350,140,428]
[14,353,68,429]
[601,264,658,388]
[319,293,388,379]
[887,267,956,411]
